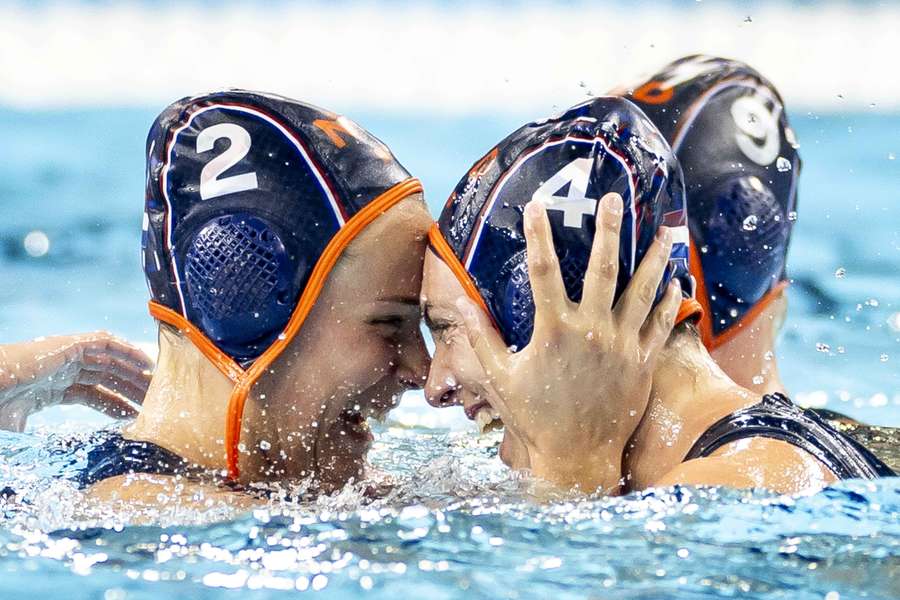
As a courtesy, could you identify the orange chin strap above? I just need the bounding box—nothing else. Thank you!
[150,177,423,481]
[428,224,702,330]
[689,239,787,350]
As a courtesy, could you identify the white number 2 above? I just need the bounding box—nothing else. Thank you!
[197,123,259,200]
[531,157,596,228]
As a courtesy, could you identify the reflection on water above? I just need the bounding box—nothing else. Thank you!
[1,422,898,599]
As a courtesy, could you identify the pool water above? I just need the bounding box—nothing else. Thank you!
[0,107,898,598]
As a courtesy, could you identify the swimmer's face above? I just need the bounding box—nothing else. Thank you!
[420,250,530,470]
[247,196,432,491]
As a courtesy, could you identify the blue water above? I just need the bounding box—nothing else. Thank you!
[1,106,899,599]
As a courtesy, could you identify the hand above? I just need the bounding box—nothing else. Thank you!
[457,194,681,493]
[0,332,153,432]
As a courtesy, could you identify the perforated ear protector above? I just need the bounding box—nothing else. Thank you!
[184,213,297,361]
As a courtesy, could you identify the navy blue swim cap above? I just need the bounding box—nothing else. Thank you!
[431,96,701,351]
[624,55,800,348]
[142,89,422,478]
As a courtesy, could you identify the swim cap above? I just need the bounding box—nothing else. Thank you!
[622,55,800,349]
[430,96,702,351]
[142,89,422,479]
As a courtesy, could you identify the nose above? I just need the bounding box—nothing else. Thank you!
[395,327,431,391]
[424,347,460,408]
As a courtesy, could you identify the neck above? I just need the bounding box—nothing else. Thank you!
[710,299,786,396]
[125,327,234,470]
[625,327,759,488]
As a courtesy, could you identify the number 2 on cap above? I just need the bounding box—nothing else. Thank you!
[197,123,259,200]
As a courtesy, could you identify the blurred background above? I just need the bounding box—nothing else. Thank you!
[0,0,897,425]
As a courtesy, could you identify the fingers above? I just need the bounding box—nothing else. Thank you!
[81,334,154,372]
[74,355,150,404]
[523,201,568,323]
[456,297,509,381]
[640,279,681,358]
[615,227,674,330]
[582,193,623,316]
[62,384,140,420]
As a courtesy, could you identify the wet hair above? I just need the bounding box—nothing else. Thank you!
[429,96,701,350]
[625,55,800,348]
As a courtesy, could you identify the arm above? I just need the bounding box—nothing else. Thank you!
[0,332,152,431]
[654,437,837,494]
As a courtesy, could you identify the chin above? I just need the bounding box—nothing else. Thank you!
[499,432,530,470]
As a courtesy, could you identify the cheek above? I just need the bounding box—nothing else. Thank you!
[444,332,489,391]
[325,324,397,392]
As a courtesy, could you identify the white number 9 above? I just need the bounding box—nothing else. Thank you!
[730,95,780,166]
[197,123,259,200]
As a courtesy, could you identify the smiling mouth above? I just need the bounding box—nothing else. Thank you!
[465,400,503,434]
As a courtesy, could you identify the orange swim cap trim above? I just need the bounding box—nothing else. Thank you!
[150,177,424,481]
[427,224,490,315]
[689,238,787,350]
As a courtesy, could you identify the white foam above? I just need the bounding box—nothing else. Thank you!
[1,2,898,112]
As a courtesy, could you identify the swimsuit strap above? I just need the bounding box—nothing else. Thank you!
[75,432,196,488]
[685,393,895,480]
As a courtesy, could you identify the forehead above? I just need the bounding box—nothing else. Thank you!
[333,197,432,297]
[422,250,467,309]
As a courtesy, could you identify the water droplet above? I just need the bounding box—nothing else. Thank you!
[744,15,752,23]
[776,156,791,172]
[277,333,287,340]
[866,298,880,307]
[259,440,272,451]
[585,330,594,341]
[888,313,900,332]
[752,375,764,385]
[742,215,758,231]
[816,342,830,353]
[787,211,798,222]
[24,230,50,257]
[889,152,896,161]
[764,351,774,361]
[729,308,739,318]
[837,346,845,354]
[880,353,889,362]
[834,267,846,279]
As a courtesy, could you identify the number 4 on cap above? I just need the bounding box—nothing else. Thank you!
[531,157,597,228]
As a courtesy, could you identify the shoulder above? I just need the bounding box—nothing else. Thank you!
[86,474,259,512]
[655,437,837,494]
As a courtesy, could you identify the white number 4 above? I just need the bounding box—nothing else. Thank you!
[531,157,596,228]
[197,123,259,200]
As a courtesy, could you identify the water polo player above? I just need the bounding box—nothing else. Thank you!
[82,90,431,503]
[423,96,893,494]
[620,55,800,395]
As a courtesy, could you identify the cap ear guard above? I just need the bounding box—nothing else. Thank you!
[693,176,789,340]
[184,213,299,363]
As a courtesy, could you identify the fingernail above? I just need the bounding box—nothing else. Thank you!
[604,193,623,216]
[657,226,672,244]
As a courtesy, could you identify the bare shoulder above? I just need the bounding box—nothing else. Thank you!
[86,474,259,512]
[654,437,838,495]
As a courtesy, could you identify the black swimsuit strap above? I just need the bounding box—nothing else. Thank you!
[685,393,895,480]
[75,432,195,488]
